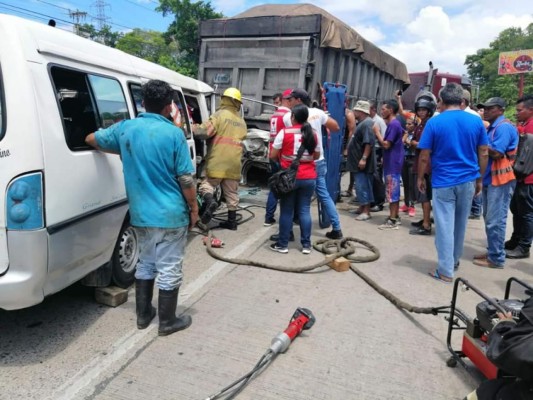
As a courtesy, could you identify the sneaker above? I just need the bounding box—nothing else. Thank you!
[395,216,402,226]
[302,247,311,255]
[325,229,343,240]
[411,219,424,227]
[409,226,431,235]
[370,205,384,212]
[505,247,530,259]
[349,208,363,215]
[378,218,399,230]
[263,218,276,227]
[269,243,288,254]
[340,190,353,197]
[408,207,416,217]
[355,213,371,221]
[504,239,518,250]
[399,205,409,213]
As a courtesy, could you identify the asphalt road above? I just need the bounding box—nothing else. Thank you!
[1,179,532,400]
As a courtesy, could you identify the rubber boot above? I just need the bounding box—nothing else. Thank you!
[135,279,156,329]
[200,193,218,225]
[158,288,192,336]
[219,210,237,230]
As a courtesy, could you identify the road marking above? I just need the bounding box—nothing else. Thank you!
[50,230,267,400]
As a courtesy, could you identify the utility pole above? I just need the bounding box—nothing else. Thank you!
[69,10,87,35]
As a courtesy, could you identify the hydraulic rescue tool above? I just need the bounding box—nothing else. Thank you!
[446,276,533,379]
[204,308,316,400]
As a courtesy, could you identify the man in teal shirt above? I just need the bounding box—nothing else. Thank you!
[86,80,198,336]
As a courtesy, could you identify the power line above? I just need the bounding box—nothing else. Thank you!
[0,4,73,31]
[120,0,158,13]
[0,1,136,31]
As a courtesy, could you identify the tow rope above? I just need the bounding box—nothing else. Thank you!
[204,231,448,316]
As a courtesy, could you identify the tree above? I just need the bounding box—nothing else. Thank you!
[465,24,533,118]
[157,0,224,77]
[77,24,123,47]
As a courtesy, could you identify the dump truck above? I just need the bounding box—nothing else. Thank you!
[198,4,410,131]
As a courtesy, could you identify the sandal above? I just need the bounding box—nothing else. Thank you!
[473,253,488,260]
[428,270,453,284]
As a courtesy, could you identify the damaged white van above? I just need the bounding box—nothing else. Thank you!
[0,14,214,310]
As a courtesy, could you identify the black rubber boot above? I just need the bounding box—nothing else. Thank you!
[200,193,218,225]
[135,279,156,330]
[158,288,192,336]
[219,210,237,230]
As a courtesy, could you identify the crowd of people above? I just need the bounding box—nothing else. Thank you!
[266,83,533,286]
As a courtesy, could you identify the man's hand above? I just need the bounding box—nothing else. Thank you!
[189,210,199,230]
[358,159,366,170]
[496,311,514,321]
[475,179,482,196]
[417,176,426,193]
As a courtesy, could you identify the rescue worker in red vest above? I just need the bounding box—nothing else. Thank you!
[193,88,248,230]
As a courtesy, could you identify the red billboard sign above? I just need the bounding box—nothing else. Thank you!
[498,50,533,75]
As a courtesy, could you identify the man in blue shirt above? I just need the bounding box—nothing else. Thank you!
[86,80,198,336]
[418,83,488,283]
[473,97,518,269]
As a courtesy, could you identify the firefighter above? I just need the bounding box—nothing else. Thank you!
[193,88,248,230]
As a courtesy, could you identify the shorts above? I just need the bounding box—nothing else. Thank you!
[355,172,374,205]
[384,173,401,203]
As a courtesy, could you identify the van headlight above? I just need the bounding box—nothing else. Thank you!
[6,172,44,230]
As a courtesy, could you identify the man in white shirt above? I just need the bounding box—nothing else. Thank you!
[282,88,343,239]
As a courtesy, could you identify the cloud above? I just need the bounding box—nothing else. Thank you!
[353,25,385,43]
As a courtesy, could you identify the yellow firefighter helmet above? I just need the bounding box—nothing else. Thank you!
[222,87,242,103]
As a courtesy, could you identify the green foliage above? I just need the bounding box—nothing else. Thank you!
[116,29,189,74]
[157,0,224,77]
[77,24,123,47]
[465,23,533,112]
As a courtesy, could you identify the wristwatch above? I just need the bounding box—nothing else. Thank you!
[362,156,367,161]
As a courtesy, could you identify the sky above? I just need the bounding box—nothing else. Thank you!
[2,0,532,76]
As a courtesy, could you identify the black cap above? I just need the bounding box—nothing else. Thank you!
[289,88,309,101]
[479,97,506,109]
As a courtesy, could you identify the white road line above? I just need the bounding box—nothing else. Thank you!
[50,230,267,400]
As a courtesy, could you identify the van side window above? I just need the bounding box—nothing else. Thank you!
[88,75,128,128]
[51,67,128,151]
[129,83,145,116]
[174,91,192,139]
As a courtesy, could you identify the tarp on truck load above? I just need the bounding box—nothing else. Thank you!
[230,4,409,84]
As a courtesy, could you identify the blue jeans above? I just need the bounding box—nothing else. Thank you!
[315,159,341,231]
[471,193,482,217]
[482,181,515,266]
[278,179,316,248]
[265,161,280,221]
[432,181,475,278]
[134,226,188,290]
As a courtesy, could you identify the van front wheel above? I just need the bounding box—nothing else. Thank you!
[111,223,138,288]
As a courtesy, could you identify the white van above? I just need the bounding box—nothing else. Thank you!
[0,14,215,310]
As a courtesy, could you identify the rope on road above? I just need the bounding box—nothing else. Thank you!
[204,231,447,315]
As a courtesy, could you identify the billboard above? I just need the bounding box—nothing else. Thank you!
[498,50,533,75]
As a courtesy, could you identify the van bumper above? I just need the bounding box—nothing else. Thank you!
[0,229,47,310]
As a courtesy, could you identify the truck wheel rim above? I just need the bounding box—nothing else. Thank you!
[119,227,138,273]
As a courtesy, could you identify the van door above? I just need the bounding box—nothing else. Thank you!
[40,65,129,294]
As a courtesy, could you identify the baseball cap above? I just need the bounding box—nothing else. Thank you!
[288,88,309,101]
[462,90,471,102]
[479,97,506,109]
[353,100,370,114]
[282,88,293,99]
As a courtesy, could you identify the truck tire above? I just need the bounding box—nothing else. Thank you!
[111,220,138,288]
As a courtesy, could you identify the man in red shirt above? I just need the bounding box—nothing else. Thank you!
[506,95,533,259]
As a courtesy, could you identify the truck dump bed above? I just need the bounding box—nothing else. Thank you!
[199,4,410,129]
